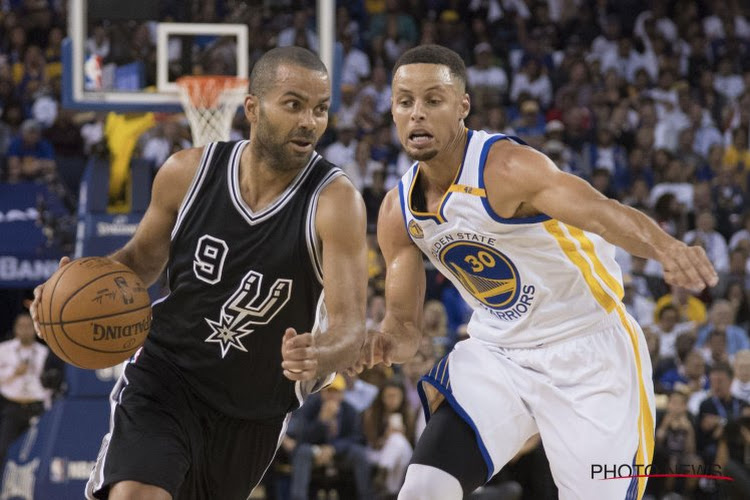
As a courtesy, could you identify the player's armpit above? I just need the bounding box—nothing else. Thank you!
[109,147,205,286]
[313,175,368,376]
[375,188,425,365]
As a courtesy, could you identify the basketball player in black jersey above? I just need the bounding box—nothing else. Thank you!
[30,47,368,500]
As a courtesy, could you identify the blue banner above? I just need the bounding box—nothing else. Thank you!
[0,183,66,288]
[1,398,111,500]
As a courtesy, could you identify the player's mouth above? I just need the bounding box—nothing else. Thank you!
[289,139,313,152]
[407,130,434,147]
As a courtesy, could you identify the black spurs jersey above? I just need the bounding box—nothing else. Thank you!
[145,140,342,420]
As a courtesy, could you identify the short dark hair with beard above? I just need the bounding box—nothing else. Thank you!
[393,45,467,91]
[250,47,328,97]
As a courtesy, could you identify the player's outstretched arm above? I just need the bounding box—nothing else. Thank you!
[282,176,368,381]
[109,148,204,286]
[485,142,718,291]
[30,148,204,337]
[375,188,425,365]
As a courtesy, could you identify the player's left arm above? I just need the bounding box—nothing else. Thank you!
[485,142,718,291]
[281,175,368,381]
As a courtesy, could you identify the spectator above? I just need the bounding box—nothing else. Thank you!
[654,391,700,496]
[697,363,747,466]
[363,379,415,498]
[340,31,371,86]
[324,120,359,171]
[731,350,750,403]
[86,25,110,59]
[696,300,750,358]
[512,99,546,149]
[655,285,708,325]
[683,211,730,274]
[0,312,51,467]
[730,211,750,252]
[467,42,508,108]
[660,349,708,397]
[712,164,746,239]
[6,118,55,183]
[653,303,694,360]
[285,375,373,500]
[277,9,319,51]
[510,58,553,109]
[723,126,750,171]
[359,65,392,116]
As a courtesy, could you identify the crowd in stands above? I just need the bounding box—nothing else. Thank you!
[2,0,750,498]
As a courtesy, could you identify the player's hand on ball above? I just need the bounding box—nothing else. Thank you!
[30,256,71,338]
[281,328,319,381]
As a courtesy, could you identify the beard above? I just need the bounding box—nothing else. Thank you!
[253,108,317,172]
[407,148,439,161]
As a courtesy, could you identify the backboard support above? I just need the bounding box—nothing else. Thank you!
[63,0,248,113]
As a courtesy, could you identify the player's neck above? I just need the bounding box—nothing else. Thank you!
[239,143,302,212]
[419,127,468,193]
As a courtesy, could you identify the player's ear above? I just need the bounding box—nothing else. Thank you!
[460,92,470,121]
[244,94,259,124]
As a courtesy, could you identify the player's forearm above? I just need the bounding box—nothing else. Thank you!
[314,323,365,377]
[585,199,680,262]
[109,243,166,287]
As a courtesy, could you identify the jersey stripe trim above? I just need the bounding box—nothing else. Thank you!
[397,178,412,240]
[543,220,617,312]
[305,169,344,285]
[170,142,217,241]
[615,306,654,500]
[418,370,496,482]
[447,184,486,196]
[406,130,473,224]
[477,134,552,224]
[228,141,322,225]
[85,369,131,499]
[565,225,625,300]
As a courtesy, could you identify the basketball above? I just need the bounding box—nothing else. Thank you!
[37,257,152,369]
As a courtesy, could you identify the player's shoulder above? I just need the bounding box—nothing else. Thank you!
[319,173,363,206]
[485,138,551,181]
[152,146,207,208]
[378,187,405,226]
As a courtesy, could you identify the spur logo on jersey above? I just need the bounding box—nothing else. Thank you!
[438,239,536,320]
[204,270,292,358]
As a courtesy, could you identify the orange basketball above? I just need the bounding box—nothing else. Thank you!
[37,257,152,369]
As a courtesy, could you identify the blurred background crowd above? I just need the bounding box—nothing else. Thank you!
[2,0,750,498]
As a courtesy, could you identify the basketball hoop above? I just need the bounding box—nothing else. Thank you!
[176,75,249,147]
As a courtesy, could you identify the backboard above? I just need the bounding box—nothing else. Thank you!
[63,0,248,113]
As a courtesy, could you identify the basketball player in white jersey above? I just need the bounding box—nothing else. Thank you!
[359,45,718,500]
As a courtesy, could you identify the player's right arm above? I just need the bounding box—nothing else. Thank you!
[108,147,203,285]
[30,147,204,335]
[370,188,426,366]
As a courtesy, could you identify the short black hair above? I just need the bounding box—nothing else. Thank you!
[249,47,327,96]
[393,44,467,90]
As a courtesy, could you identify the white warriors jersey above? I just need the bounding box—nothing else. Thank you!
[398,129,626,347]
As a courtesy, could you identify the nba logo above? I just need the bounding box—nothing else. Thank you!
[84,54,103,90]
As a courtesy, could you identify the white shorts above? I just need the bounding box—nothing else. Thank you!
[418,310,655,500]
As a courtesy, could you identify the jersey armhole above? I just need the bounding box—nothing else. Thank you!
[477,135,552,225]
[305,169,345,285]
[170,142,217,241]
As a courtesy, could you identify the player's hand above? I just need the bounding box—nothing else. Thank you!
[281,328,319,381]
[658,243,718,292]
[31,256,71,338]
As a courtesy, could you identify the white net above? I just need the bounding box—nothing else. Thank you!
[176,76,248,147]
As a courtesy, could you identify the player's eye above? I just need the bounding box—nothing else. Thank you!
[285,100,301,110]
